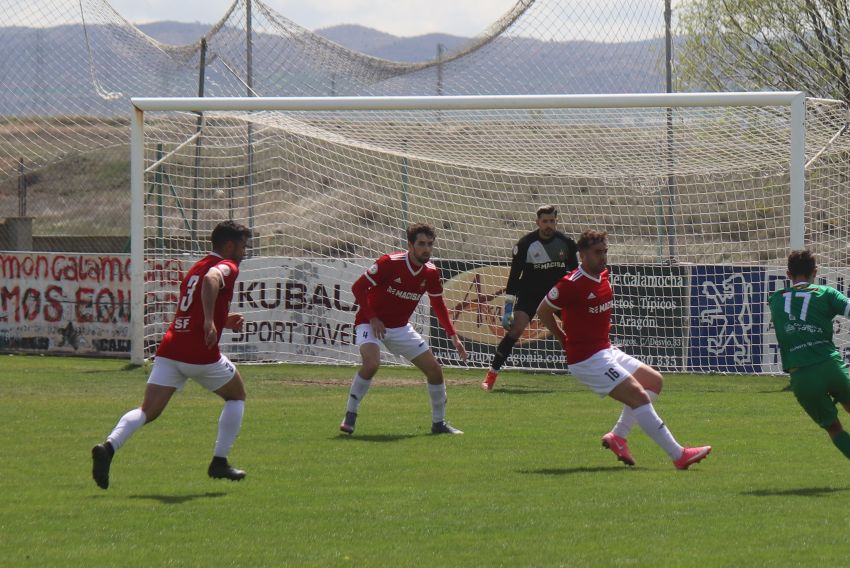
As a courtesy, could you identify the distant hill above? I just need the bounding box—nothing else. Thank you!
[315,25,470,62]
[137,22,664,88]
[135,21,479,61]
[137,21,212,45]
[313,24,400,56]
[311,24,667,93]
[0,21,666,116]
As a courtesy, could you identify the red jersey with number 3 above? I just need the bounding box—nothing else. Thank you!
[354,252,444,328]
[156,253,239,364]
[543,266,613,364]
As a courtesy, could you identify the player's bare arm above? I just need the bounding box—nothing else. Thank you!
[428,282,464,361]
[370,317,386,340]
[202,266,224,348]
[450,334,468,362]
[536,300,566,349]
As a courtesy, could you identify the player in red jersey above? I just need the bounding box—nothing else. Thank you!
[91,221,252,489]
[340,223,468,435]
[537,229,711,469]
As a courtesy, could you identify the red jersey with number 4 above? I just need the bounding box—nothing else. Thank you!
[353,252,444,328]
[544,266,613,364]
[156,253,239,364]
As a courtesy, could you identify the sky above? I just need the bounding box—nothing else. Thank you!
[108,0,521,37]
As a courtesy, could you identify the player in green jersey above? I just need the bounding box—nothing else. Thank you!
[768,250,850,460]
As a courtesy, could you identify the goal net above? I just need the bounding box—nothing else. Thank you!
[131,92,848,374]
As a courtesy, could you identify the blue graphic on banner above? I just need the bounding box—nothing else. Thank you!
[689,266,765,373]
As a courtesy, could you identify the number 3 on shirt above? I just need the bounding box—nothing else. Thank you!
[179,275,200,311]
[782,291,811,321]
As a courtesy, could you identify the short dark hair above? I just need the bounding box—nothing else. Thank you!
[787,249,816,278]
[406,223,436,244]
[536,205,558,218]
[577,229,608,251]
[211,220,251,250]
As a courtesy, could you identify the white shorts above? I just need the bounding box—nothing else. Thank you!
[147,355,237,392]
[569,347,642,397]
[355,323,430,361]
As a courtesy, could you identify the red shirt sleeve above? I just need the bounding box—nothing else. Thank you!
[352,255,389,322]
[216,260,239,290]
[426,268,455,336]
[352,274,375,321]
[429,294,456,337]
[364,255,389,287]
[543,277,571,311]
[426,267,443,296]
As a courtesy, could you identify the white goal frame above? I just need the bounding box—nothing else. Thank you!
[129,92,806,365]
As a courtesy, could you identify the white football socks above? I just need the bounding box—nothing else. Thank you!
[213,400,244,458]
[611,390,658,438]
[346,373,372,413]
[106,407,147,451]
[428,382,447,423]
[633,403,683,459]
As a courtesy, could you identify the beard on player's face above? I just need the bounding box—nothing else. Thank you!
[224,238,249,265]
[218,241,238,264]
[592,256,607,271]
[409,239,434,265]
[537,215,557,238]
[581,246,607,273]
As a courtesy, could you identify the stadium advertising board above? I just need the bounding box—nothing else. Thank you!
[0,252,132,355]
[609,264,688,372]
[688,266,766,373]
[224,257,368,363]
[432,261,567,369]
[10,251,850,373]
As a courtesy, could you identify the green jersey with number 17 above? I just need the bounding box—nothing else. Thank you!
[768,283,850,370]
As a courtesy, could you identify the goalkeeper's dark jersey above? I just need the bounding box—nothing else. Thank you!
[506,230,578,301]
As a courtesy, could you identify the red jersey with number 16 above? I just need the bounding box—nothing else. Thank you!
[156,253,239,364]
[543,266,613,364]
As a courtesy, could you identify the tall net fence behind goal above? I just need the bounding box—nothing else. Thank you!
[1,0,672,251]
[133,93,850,374]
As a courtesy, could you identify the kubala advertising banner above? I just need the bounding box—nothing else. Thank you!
[0,252,133,356]
[223,257,370,363]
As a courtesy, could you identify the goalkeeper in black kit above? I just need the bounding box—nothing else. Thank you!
[482,205,578,391]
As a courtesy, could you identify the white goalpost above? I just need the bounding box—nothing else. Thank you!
[130,92,818,373]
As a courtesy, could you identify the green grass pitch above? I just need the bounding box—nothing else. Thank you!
[2,354,850,566]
